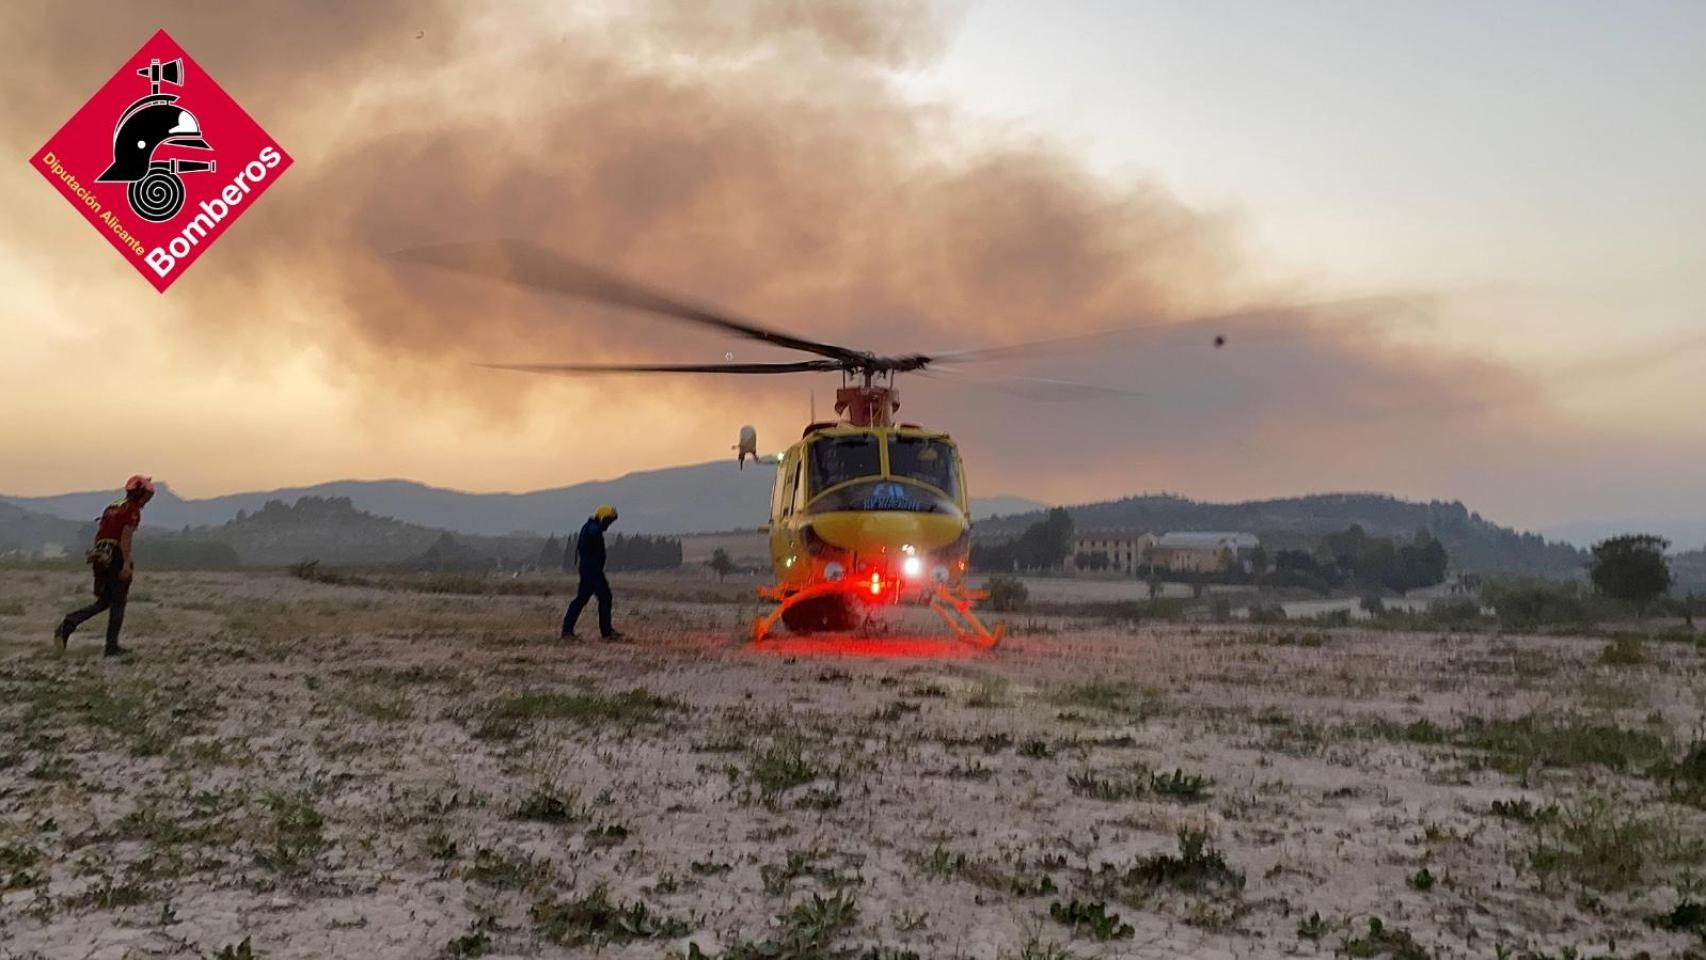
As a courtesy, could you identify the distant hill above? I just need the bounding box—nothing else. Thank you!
[1669,549,1706,593]
[974,492,1586,578]
[1542,518,1706,553]
[180,496,545,567]
[0,502,89,559]
[3,463,1044,538]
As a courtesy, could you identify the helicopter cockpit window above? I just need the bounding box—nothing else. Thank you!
[808,435,882,494]
[886,435,959,498]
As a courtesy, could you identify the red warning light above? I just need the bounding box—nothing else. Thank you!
[869,573,883,595]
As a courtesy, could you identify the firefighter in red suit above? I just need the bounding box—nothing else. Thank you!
[55,474,155,657]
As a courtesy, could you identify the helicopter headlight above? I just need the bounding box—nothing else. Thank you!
[902,556,923,579]
[823,561,845,582]
[931,564,950,584]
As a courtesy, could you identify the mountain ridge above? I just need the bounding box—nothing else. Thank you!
[974,491,1587,578]
[2,463,1045,538]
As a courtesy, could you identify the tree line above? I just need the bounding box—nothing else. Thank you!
[1258,526,1448,593]
[553,532,683,572]
[972,511,1453,595]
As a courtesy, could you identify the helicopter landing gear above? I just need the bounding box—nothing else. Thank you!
[752,580,846,643]
[928,585,1005,648]
[782,595,856,634]
[750,581,1003,647]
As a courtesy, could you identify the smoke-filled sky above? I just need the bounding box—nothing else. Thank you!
[3,0,1703,534]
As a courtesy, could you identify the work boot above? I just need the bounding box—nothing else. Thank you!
[560,632,580,642]
[103,644,132,658]
[601,631,628,643]
[52,624,68,651]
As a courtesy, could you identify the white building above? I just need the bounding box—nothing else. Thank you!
[1072,530,1260,575]
[1147,532,1260,573]
[1069,530,1153,575]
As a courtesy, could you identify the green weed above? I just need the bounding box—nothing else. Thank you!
[514,788,585,823]
[1526,800,1654,891]
[486,688,683,726]
[1646,897,1705,934]
[1067,771,1146,801]
[209,938,256,960]
[749,742,819,798]
[253,793,325,875]
[1150,768,1212,802]
[1490,798,1560,824]
[1048,899,1134,940]
[530,883,691,947]
[722,891,860,959]
[464,847,554,891]
[445,918,493,957]
[1120,829,1243,893]
[1341,917,1429,959]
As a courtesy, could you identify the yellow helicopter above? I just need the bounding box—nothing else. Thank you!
[397,239,1157,647]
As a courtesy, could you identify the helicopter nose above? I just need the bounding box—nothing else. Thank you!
[811,512,967,554]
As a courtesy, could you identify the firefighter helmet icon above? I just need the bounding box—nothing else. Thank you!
[95,57,215,222]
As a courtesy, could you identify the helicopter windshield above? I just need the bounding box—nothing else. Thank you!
[808,434,883,493]
[887,435,959,498]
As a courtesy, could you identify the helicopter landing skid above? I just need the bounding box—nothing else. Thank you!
[928,585,1005,649]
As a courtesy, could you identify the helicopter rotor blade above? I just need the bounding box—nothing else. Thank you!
[393,239,871,365]
[477,359,845,376]
[925,295,1427,366]
[917,367,1140,402]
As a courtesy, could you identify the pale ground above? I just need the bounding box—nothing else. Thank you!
[1,569,1703,959]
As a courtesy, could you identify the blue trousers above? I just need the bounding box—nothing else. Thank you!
[562,571,614,637]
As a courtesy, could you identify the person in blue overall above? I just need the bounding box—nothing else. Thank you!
[561,504,625,641]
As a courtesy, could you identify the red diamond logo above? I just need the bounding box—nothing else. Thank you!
[29,30,291,292]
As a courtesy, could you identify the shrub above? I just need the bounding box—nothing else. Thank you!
[1425,597,1485,629]
[1482,578,1595,630]
[1210,597,1233,622]
[985,575,1029,613]
[1599,634,1648,666]
[1526,800,1654,890]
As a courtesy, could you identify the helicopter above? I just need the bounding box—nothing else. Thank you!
[394,239,1247,646]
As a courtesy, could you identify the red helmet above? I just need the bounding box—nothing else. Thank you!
[124,474,155,497]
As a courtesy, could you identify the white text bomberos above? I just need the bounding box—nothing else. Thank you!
[142,145,284,279]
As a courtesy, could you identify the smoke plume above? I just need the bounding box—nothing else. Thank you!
[4,0,1589,512]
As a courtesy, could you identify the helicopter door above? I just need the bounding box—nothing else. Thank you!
[770,454,790,521]
[782,454,803,516]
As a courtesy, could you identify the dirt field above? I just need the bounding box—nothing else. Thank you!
[2,569,1703,959]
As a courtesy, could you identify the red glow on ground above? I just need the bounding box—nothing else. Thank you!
[750,634,982,660]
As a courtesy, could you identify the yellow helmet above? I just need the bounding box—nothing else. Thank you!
[594,504,618,522]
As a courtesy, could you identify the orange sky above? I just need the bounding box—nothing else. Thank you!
[3,1,1703,532]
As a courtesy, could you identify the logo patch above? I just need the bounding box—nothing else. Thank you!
[29,30,291,292]
[863,483,924,512]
